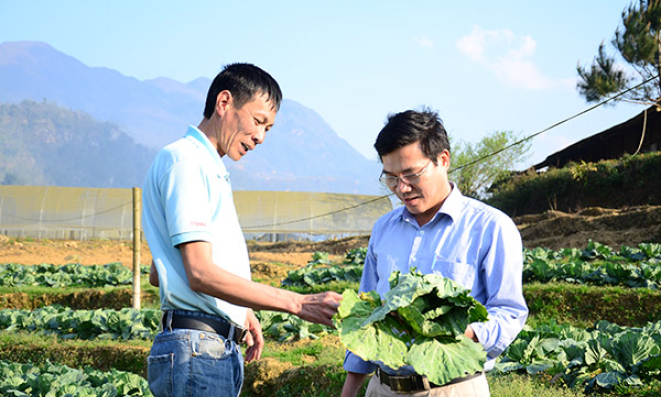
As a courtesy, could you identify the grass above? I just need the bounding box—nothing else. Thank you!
[259,335,345,366]
[0,279,160,310]
[524,281,661,327]
[0,331,151,376]
[489,373,587,397]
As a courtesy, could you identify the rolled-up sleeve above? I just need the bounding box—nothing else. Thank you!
[343,235,380,374]
[470,216,528,360]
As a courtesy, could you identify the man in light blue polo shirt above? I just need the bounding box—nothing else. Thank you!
[142,63,342,397]
[341,109,528,397]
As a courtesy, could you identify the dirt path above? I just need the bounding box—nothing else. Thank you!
[0,235,343,267]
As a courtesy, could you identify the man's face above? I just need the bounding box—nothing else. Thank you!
[381,141,452,226]
[216,92,277,161]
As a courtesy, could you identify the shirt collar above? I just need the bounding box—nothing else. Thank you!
[400,182,464,226]
[184,125,228,176]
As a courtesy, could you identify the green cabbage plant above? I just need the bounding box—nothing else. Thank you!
[333,269,489,385]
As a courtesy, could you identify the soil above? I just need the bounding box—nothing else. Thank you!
[513,205,661,250]
[0,205,659,265]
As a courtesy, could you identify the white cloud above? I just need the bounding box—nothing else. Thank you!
[456,26,572,90]
[414,36,434,50]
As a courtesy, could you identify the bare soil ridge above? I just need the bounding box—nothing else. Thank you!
[0,206,658,265]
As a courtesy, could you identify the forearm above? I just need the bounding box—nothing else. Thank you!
[470,302,528,358]
[179,241,340,326]
[188,264,301,314]
[341,372,368,397]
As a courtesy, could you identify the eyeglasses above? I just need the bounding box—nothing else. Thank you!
[379,161,432,188]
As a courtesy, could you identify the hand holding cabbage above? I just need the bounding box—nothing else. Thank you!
[333,269,489,385]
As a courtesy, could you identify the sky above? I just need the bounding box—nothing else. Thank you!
[0,0,647,168]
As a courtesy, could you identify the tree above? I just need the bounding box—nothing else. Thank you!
[577,0,661,105]
[449,130,531,200]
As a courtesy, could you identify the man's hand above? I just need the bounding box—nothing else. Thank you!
[243,309,264,363]
[464,324,478,342]
[149,261,159,287]
[294,291,342,327]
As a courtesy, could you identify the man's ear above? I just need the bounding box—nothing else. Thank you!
[439,149,451,168]
[215,90,232,117]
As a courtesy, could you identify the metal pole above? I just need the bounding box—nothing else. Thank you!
[132,187,142,310]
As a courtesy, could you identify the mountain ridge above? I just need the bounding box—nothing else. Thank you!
[0,41,383,194]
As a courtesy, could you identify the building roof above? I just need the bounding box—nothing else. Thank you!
[534,105,661,169]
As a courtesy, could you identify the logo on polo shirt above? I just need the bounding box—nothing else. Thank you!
[191,221,207,228]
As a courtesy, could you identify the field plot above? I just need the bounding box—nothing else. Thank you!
[0,235,660,397]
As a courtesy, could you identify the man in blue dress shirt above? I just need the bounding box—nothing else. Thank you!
[341,109,528,397]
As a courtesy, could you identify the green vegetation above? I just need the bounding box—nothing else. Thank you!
[0,332,150,376]
[488,152,661,216]
[281,249,365,287]
[258,311,333,342]
[335,270,489,386]
[1,244,660,396]
[0,359,151,396]
[0,278,160,310]
[0,306,160,340]
[524,282,661,327]
[284,242,661,291]
[497,320,661,394]
[0,100,155,187]
[450,130,531,199]
[577,0,661,105]
[523,241,661,288]
[0,262,150,288]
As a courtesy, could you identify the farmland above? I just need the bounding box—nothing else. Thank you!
[0,205,660,396]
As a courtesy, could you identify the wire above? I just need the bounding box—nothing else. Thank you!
[450,74,659,174]
[632,107,648,156]
[6,76,657,232]
[241,195,392,230]
[253,73,659,229]
[3,202,132,223]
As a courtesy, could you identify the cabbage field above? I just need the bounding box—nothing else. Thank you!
[0,239,660,396]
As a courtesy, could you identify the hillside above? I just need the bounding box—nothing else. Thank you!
[0,100,155,187]
[0,41,382,194]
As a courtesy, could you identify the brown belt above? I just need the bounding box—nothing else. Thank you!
[376,367,484,393]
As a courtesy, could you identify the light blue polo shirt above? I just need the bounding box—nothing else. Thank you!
[142,125,250,327]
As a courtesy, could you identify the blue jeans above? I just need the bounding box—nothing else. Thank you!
[148,310,244,397]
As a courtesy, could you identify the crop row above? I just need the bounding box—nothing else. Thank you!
[0,306,327,342]
[284,242,661,288]
[2,243,657,290]
[496,320,661,393]
[0,306,160,340]
[0,359,151,396]
[0,262,150,288]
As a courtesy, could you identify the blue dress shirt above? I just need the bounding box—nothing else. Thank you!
[344,184,528,374]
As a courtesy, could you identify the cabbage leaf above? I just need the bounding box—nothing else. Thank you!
[334,269,488,385]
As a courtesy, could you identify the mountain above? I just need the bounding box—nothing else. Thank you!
[0,41,383,194]
[0,100,155,187]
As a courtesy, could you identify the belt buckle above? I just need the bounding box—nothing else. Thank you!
[237,328,248,343]
[377,369,430,394]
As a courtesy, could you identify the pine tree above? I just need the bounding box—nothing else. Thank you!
[577,0,661,105]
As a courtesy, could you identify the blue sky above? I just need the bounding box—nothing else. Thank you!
[0,0,645,168]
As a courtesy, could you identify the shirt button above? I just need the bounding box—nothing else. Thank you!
[420,230,425,235]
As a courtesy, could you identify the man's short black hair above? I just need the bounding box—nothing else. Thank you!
[203,63,282,119]
[374,108,450,165]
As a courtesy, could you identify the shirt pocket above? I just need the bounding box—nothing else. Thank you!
[431,257,477,290]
